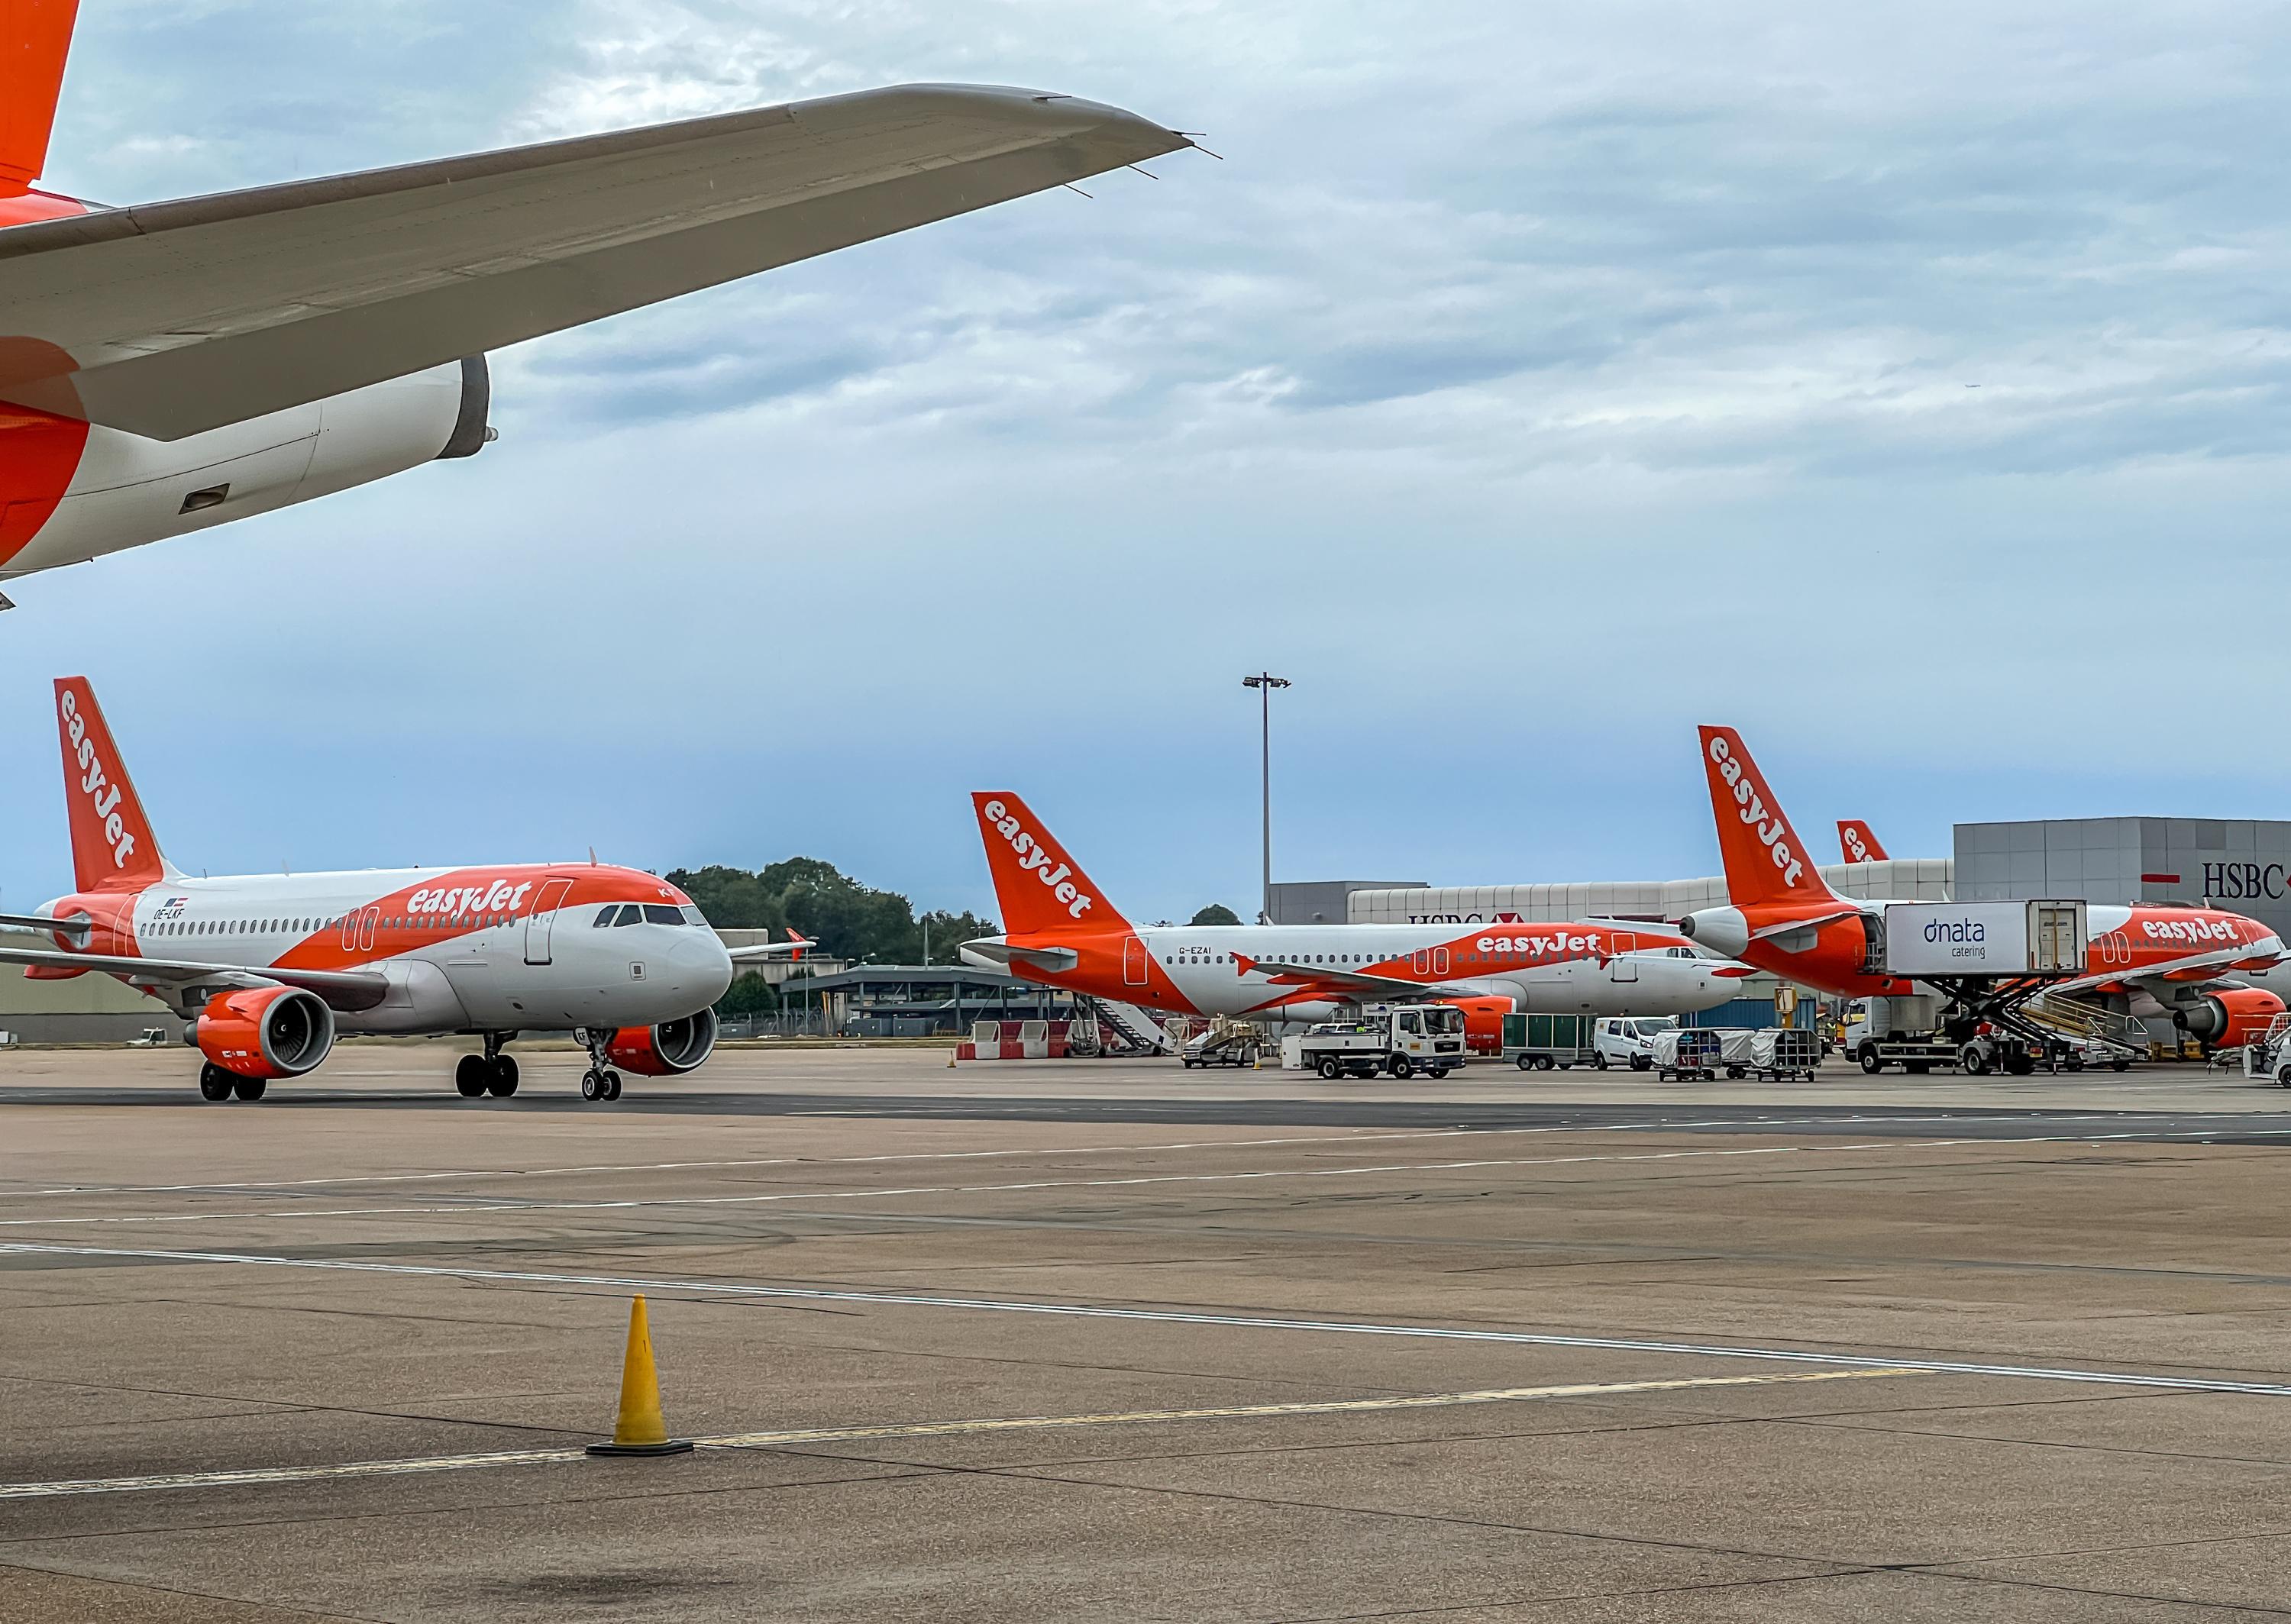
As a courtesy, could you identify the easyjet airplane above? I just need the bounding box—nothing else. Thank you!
[0,677,803,1103]
[958,793,1745,1053]
[1678,727,2286,1049]
[1837,819,1889,863]
[0,1,1184,593]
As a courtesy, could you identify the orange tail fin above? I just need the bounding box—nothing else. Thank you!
[55,676,167,893]
[1837,818,1890,864]
[1697,726,1837,909]
[1,0,81,191]
[971,792,1129,936]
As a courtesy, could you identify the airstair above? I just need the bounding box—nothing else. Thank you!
[2023,992,2148,1060]
[1090,997,1171,1055]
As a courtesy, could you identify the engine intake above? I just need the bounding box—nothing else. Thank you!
[607,1008,719,1077]
[196,986,334,1078]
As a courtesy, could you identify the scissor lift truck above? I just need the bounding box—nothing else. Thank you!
[1300,1003,1469,1080]
[1873,899,2099,1076]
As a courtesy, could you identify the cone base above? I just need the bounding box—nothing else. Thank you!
[586,1438,694,1457]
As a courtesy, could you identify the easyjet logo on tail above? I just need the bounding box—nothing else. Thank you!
[58,687,137,872]
[981,797,1094,920]
[1707,732,1806,890]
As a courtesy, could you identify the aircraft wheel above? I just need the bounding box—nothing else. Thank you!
[198,1064,233,1102]
[1388,1054,1414,1080]
[455,1054,489,1098]
[580,1069,603,1101]
[602,1070,623,1101]
[487,1057,519,1098]
[231,1076,266,1101]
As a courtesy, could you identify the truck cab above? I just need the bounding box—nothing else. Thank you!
[1298,1002,1468,1080]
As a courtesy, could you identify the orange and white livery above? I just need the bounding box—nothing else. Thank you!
[961,792,1744,1051]
[1837,819,1889,864]
[0,1,1184,592]
[1679,728,2288,1048]
[0,677,802,1103]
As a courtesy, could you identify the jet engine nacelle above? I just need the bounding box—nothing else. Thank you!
[2174,986,2285,1048]
[1441,995,1513,1054]
[607,1008,719,1076]
[195,986,335,1079]
[1675,906,1750,958]
[2,359,491,582]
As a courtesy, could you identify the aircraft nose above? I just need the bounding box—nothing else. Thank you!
[674,932,734,1002]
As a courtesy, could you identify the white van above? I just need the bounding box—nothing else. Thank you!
[1594,1015,1679,1070]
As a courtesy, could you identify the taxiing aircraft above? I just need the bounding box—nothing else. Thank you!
[1679,727,2286,1048]
[0,676,802,1103]
[959,792,1747,1051]
[0,0,1186,591]
[1837,819,1889,863]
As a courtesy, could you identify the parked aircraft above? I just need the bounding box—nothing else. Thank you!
[959,792,1746,1054]
[0,0,1185,592]
[1837,819,1889,863]
[1679,728,2286,1050]
[0,677,800,1102]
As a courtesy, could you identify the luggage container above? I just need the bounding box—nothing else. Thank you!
[1750,1027,1820,1081]
[1712,1028,1756,1077]
[1654,1028,1723,1081]
[1502,1012,1597,1071]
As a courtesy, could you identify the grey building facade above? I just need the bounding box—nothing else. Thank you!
[1954,818,2291,941]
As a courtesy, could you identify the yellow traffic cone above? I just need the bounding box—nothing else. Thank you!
[586,1294,693,1456]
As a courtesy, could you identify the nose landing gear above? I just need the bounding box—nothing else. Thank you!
[574,1027,622,1103]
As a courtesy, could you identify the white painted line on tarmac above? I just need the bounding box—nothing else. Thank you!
[0,1367,1918,1501]
[2,1127,2280,1232]
[11,1241,2291,1399]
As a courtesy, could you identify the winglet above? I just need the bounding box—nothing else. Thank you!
[971,793,1129,936]
[1697,726,1837,909]
[54,676,170,893]
[1,0,80,191]
[786,928,809,961]
[1837,818,1890,864]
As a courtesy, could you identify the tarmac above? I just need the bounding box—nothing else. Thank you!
[6,1044,2291,1621]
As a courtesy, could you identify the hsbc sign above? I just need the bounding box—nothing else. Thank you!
[2203,862,2289,902]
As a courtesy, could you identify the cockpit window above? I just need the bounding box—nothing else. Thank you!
[596,905,634,928]
[680,904,709,927]
[642,904,683,925]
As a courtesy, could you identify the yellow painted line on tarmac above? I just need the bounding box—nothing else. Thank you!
[0,1367,1920,1501]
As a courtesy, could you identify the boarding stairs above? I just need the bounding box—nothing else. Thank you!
[2022,992,2147,1060]
[1090,997,1172,1056]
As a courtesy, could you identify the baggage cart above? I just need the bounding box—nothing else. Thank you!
[1501,1012,1596,1071]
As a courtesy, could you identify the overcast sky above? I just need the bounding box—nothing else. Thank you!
[5,1,2289,923]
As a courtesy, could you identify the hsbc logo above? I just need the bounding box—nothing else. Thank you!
[981,799,1094,920]
[57,689,137,871]
[1707,735,1806,889]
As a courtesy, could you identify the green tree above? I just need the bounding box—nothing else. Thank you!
[1189,903,1242,927]
[666,860,997,966]
[716,972,779,1016]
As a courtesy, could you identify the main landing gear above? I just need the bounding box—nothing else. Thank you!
[575,1027,622,1104]
[454,1033,521,1099]
[197,1062,265,1102]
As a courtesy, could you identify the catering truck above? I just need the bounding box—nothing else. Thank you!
[1297,1004,1469,1080]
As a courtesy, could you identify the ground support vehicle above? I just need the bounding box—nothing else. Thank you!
[1181,1022,1265,1068]
[1654,1028,1724,1081]
[1299,1004,1468,1080]
[1502,1013,1596,1071]
[2244,1015,2291,1088]
[1593,1016,1679,1071]
[1750,1027,1821,1081]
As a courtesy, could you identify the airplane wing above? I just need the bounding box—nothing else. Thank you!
[2047,942,2282,1004]
[1750,906,1866,941]
[0,85,1188,441]
[0,943,389,1012]
[958,940,1080,974]
[727,928,816,964]
[1233,956,1488,1002]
